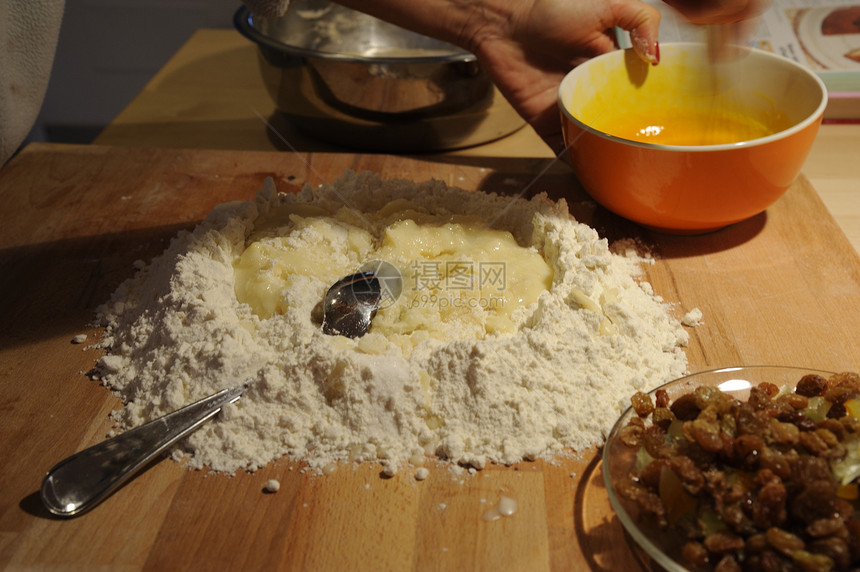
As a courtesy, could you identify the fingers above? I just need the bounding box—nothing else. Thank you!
[630,28,660,65]
[610,0,662,64]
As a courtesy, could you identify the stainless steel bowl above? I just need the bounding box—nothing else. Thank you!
[234,1,525,152]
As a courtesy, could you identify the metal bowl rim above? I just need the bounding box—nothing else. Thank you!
[234,6,477,65]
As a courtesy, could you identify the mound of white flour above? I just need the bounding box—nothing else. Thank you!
[94,171,689,474]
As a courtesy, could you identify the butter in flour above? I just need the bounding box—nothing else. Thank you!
[233,206,553,348]
[93,171,689,474]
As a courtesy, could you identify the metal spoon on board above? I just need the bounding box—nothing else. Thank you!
[322,261,403,339]
[41,385,244,517]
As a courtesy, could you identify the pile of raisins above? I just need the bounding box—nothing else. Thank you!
[617,372,860,572]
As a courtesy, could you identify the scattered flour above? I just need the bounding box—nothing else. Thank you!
[682,307,704,327]
[93,171,689,474]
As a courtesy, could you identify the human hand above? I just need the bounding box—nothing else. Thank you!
[663,0,768,62]
[661,0,768,24]
[243,0,661,154]
[463,0,661,154]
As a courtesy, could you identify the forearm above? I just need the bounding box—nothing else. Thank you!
[330,0,513,54]
[240,0,661,149]
[242,0,516,55]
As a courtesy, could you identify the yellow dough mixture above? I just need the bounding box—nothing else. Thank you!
[233,200,554,352]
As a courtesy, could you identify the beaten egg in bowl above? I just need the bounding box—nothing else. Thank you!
[558,43,826,233]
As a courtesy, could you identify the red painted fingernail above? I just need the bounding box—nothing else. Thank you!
[653,41,660,66]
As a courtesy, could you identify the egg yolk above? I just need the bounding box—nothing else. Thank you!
[596,108,791,146]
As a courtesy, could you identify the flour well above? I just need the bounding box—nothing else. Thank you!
[94,171,689,474]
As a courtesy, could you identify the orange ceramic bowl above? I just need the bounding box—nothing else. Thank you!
[558,43,827,233]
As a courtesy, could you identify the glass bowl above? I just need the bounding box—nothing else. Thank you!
[602,365,836,571]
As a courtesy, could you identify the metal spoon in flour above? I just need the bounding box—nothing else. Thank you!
[322,272,383,338]
[41,385,243,517]
[322,261,403,339]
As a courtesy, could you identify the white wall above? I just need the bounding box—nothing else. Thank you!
[34,0,240,142]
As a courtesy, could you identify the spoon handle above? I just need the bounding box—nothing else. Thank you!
[41,385,244,517]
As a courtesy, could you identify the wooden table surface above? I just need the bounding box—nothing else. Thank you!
[1,143,860,570]
[94,29,860,253]
[2,27,860,571]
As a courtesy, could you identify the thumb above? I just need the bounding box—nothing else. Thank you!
[610,0,662,64]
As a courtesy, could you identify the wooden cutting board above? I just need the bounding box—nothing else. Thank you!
[2,142,859,570]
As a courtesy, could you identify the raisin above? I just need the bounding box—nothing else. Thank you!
[806,516,844,538]
[840,415,860,433]
[752,481,787,529]
[759,382,781,398]
[814,429,846,460]
[746,533,768,553]
[631,391,654,417]
[655,388,669,408]
[671,392,701,421]
[832,372,860,388]
[668,455,705,494]
[682,541,709,567]
[619,424,643,447]
[824,386,856,408]
[808,536,850,570]
[824,373,860,405]
[652,406,675,430]
[754,467,779,487]
[695,385,726,408]
[827,401,847,419]
[757,549,792,572]
[796,375,827,397]
[616,480,666,526]
[792,457,835,486]
[639,458,669,490]
[735,434,765,463]
[767,397,796,422]
[791,480,839,524]
[642,424,676,459]
[766,527,805,557]
[749,385,776,411]
[714,554,741,572]
[792,549,835,572]
[799,431,830,456]
[817,418,847,441]
[782,392,810,410]
[770,421,800,446]
[687,417,725,453]
[703,469,729,506]
[736,403,770,436]
[704,530,745,554]
[845,518,860,560]
[720,502,753,535]
[720,412,738,438]
[835,498,854,520]
[795,415,819,432]
[759,447,792,480]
